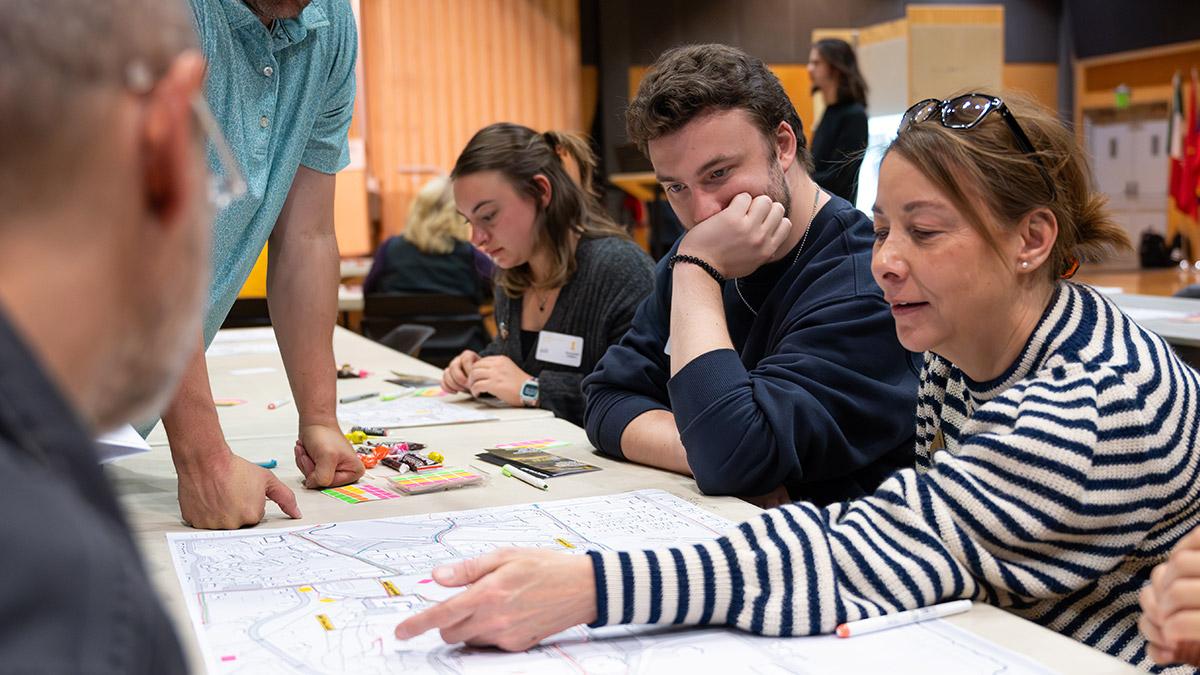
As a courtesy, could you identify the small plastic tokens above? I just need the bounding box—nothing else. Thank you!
[355,445,392,469]
[337,364,368,379]
[389,468,482,495]
[321,484,400,504]
[351,426,388,437]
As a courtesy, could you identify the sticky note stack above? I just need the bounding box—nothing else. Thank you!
[388,467,483,495]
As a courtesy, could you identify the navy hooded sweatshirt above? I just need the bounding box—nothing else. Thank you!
[583,194,921,505]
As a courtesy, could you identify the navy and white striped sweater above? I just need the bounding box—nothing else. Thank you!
[586,282,1200,671]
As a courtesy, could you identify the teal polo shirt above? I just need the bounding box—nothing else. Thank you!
[189,0,357,345]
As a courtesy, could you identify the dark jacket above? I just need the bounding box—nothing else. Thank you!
[584,194,921,504]
[811,101,868,203]
[0,309,186,673]
[364,237,491,304]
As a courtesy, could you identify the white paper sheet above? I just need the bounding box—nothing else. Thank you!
[94,424,151,464]
[205,328,279,358]
[168,490,1051,674]
[1123,307,1192,322]
[211,327,277,343]
[336,397,495,428]
[229,367,278,376]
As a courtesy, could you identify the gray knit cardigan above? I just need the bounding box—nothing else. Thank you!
[480,235,654,425]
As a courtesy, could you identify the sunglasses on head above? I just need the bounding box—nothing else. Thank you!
[900,93,1057,200]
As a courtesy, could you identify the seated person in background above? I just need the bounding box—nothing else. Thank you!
[807,38,869,203]
[363,176,493,304]
[0,0,219,669]
[396,92,1200,672]
[584,44,919,506]
[1141,527,1200,667]
[441,124,654,425]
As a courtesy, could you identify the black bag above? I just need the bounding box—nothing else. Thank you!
[1140,231,1174,268]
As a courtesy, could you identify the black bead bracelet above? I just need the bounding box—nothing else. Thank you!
[667,254,726,285]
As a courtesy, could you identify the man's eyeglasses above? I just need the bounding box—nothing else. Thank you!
[126,61,247,210]
[900,93,1057,200]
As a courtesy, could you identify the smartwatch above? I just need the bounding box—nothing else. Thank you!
[519,378,540,407]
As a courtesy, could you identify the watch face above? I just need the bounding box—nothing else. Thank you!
[520,380,539,406]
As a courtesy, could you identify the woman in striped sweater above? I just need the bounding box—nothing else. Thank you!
[395,93,1200,670]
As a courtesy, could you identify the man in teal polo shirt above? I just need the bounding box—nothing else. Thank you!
[162,0,364,529]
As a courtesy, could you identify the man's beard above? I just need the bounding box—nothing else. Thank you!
[242,0,310,20]
[766,158,791,219]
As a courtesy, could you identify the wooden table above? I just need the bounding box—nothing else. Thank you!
[116,329,1139,674]
[339,256,373,280]
[1109,292,1200,350]
[143,327,549,446]
[1075,265,1200,297]
[338,284,364,312]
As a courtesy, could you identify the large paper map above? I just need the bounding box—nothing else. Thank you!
[335,398,496,429]
[168,490,1050,674]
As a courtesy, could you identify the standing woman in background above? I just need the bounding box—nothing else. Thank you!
[440,123,655,426]
[808,38,869,203]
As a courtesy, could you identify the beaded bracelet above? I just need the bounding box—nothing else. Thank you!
[667,254,726,285]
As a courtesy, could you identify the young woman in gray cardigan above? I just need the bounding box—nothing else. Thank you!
[441,123,654,425]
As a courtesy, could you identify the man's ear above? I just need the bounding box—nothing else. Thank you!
[141,51,206,229]
[774,120,798,172]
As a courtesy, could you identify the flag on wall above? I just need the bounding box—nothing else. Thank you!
[1168,70,1200,260]
[1174,70,1200,219]
[1169,71,1188,215]
[1192,69,1200,216]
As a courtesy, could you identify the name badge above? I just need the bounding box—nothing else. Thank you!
[536,330,583,367]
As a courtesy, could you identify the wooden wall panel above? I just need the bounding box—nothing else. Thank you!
[361,0,581,238]
[581,64,598,133]
[1003,63,1058,112]
[1084,46,1200,92]
[771,66,814,143]
[332,0,370,256]
[907,5,1004,104]
[858,19,908,116]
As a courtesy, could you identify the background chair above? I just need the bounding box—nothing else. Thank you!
[220,297,271,329]
[377,323,436,356]
[361,293,490,368]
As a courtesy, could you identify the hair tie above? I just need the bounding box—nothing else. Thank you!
[1061,256,1080,279]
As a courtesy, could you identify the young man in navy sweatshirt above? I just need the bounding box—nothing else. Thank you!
[583,44,919,507]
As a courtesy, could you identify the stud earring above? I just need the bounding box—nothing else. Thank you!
[1020,260,1030,269]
